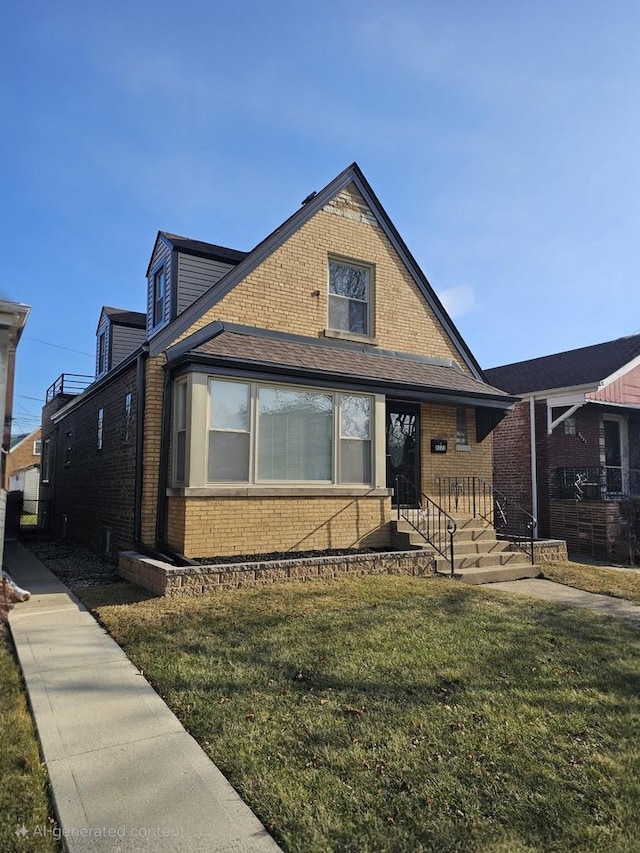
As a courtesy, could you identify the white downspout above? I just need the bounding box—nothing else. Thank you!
[529,396,538,524]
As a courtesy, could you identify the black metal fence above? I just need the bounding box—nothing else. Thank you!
[555,467,640,501]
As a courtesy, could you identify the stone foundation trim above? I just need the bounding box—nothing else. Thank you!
[119,549,437,597]
[532,539,568,563]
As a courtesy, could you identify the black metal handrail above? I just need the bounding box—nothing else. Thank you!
[46,374,93,403]
[437,476,537,564]
[395,475,457,575]
[555,466,640,501]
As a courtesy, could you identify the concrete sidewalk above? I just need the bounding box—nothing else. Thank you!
[485,577,640,624]
[5,541,281,852]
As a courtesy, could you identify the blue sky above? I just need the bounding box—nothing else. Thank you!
[2,1,639,435]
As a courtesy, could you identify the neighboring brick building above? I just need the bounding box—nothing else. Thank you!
[6,427,41,497]
[486,335,640,561]
[41,163,516,563]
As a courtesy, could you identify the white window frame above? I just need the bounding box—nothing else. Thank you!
[152,267,166,328]
[97,408,104,450]
[327,257,373,339]
[33,439,42,456]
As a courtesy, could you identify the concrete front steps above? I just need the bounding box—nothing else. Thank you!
[392,514,541,585]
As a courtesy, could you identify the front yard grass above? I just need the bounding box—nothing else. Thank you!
[541,561,640,603]
[85,575,639,853]
[0,624,59,852]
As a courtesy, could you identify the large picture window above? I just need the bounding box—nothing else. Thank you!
[258,388,333,481]
[199,379,374,487]
[328,260,370,336]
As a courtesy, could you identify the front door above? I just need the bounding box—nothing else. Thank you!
[386,401,420,505]
[604,416,627,495]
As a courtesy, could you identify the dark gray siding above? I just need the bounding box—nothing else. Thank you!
[147,239,172,336]
[112,325,146,368]
[176,254,234,314]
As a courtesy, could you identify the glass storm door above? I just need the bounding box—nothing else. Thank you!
[386,402,420,506]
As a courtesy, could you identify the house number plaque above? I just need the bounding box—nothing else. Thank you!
[431,439,447,454]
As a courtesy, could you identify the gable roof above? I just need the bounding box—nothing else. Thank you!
[166,322,514,408]
[485,334,640,395]
[102,306,146,328]
[149,162,486,380]
[145,233,248,275]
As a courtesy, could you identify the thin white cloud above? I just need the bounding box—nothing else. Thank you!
[437,285,476,319]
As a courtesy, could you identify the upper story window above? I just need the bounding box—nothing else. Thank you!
[328,259,370,337]
[98,331,107,375]
[152,267,166,328]
[33,439,42,456]
[456,406,468,447]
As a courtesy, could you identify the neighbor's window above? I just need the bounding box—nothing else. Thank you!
[208,379,250,482]
[328,259,370,336]
[152,267,165,328]
[564,417,576,435]
[340,394,372,483]
[175,382,187,483]
[258,387,333,481]
[33,439,42,456]
[97,408,104,450]
[456,406,468,446]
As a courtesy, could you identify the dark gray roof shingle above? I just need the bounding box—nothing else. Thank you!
[176,325,512,404]
[485,334,640,395]
[103,307,146,328]
[160,232,248,265]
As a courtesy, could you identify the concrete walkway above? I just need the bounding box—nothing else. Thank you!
[5,541,281,853]
[486,577,640,624]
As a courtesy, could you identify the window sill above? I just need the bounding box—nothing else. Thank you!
[167,486,393,498]
[322,329,378,346]
[456,444,471,452]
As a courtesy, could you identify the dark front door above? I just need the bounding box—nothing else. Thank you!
[386,401,420,505]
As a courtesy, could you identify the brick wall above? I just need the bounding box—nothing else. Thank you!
[44,367,138,559]
[491,401,532,512]
[6,428,41,487]
[166,494,392,559]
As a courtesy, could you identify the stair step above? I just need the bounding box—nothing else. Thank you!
[445,564,541,585]
[437,551,532,571]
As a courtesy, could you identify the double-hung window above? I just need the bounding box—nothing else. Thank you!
[208,380,250,482]
[98,331,107,375]
[97,408,104,450]
[152,268,165,328]
[174,383,188,482]
[328,259,370,336]
[340,395,372,483]
[456,406,468,447]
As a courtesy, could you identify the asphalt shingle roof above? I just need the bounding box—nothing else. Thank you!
[182,326,512,403]
[160,232,248,265]
[103,307,146,328]
[485,334,640,395]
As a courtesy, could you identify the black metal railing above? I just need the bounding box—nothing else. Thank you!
[395,475,457,575]
[46,374,93,403]
[437,476,537,564]
[555,466,640,501]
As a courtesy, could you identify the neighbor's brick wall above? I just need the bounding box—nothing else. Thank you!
[44,366,138,558]
[5,428,41,487]
[491,401,532,513]
[174,183,471,373]
[166,494,393,559]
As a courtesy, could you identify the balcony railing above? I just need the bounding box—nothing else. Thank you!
[555,467,640,501]
[45,374,93,403]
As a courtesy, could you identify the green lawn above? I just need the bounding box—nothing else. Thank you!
[541,561,640,603]
[0,624,59,853]
[82,575,640,853]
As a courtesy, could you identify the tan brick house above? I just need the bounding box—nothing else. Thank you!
[486,334,640,561]
[41,164,518,566]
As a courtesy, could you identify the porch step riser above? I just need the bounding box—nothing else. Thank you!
[446,565,541,584]
[437,553,532,571]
